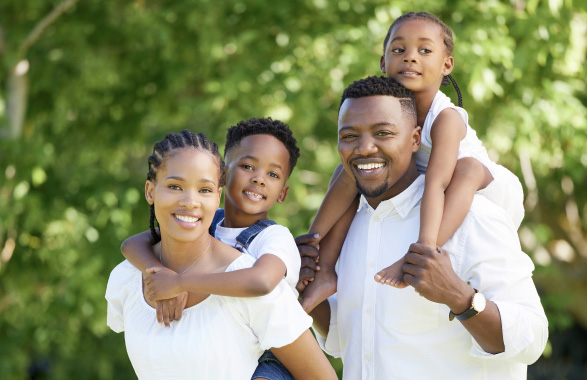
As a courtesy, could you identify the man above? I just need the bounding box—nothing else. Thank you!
[299,76,548,379]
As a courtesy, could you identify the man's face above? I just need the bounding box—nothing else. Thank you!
[338,95,421,208]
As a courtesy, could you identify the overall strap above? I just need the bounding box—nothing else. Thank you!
[209,209,225,237]
[235,219,276,252]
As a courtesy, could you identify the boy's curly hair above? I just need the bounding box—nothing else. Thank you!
[225,117,300,176]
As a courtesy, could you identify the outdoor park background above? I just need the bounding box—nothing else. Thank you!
[0,0,586,379]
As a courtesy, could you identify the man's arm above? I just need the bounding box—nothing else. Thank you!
[403,243,504,353]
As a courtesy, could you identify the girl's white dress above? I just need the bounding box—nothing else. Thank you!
[414,90,525,229]
[106,254,312,380]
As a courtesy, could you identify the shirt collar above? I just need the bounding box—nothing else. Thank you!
[357,175,425,218]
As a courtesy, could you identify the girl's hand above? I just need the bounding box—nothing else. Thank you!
[144,267,182,301]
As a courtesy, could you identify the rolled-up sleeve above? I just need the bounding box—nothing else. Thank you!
[462,200,548,364]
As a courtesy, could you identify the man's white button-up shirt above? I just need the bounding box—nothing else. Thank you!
[315,175,548,380]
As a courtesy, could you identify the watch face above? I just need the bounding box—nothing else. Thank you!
[473,292,486,312]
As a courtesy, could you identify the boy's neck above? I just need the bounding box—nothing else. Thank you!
[222,201,269,229]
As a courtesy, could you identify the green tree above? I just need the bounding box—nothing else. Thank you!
[0,1,585,378]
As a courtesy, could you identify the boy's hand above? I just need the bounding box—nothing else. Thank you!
[144,267,182,301]
[155,293,188,327]
[295,234,321,294]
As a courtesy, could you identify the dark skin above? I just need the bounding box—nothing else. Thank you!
[298,94,505,355]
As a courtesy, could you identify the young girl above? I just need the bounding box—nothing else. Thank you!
[301,11,524,312]
[106,130,336,379]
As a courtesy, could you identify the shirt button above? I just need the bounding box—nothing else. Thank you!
[373,216,380,222]
[369,262,375,268]
[366,308,372,314]
[365,354,371,361]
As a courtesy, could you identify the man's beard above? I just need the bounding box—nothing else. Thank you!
[355,177,390,199]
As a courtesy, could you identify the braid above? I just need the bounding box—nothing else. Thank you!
[446,74,463,107]
[149,204,159,243]
[146,130,225,241]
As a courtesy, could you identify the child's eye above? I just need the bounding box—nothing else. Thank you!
[419,48,432,54]
[391,47,404,53]
[241,164,253,170]
[268,172,279,179]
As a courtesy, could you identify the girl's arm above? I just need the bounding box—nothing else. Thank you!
[120,230,163,272]
[144,254,287,299]
[271,329,338,380]
[419,108,466,247]
[308,163,357,241]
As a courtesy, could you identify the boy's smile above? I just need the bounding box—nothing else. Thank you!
[223,134,290,228]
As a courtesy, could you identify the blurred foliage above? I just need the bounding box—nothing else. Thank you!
[0,0,586,379]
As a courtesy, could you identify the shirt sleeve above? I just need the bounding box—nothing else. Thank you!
[240,280,312,350]
[250,225,302,292]
[459,198,548,364]
[105,260,136,333]
[312,295,342,358]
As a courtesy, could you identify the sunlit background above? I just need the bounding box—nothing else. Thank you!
[1,0,586,379]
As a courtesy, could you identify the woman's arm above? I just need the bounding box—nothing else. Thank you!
[120,230,163,272]
[144,254,287,299]
[419,108,466,247]
[271,330,338,380]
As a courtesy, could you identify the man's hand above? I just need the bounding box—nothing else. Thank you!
[155,293,188,327]
[295,234,321,294]
[402,243,468,309]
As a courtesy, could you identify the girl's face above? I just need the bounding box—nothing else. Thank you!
[145,148,222,244]
[380,19,453,97]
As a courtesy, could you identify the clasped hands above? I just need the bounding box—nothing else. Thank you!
[143,267,187,328]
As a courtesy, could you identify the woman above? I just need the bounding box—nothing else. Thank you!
[106,130,336,379]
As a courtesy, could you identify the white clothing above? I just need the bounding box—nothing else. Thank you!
[315,175,548,380]
[106,255,312,380]
[214,220,301,295]
[415,90,525,229]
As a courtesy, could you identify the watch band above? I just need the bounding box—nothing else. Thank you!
[449,289,485,321]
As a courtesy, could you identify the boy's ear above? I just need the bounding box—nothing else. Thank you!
[276,185,289,204]
[380,55,386,74]
[145,180,155,205]
[442,56,454,76]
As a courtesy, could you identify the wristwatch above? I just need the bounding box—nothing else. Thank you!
[449,289,486,321]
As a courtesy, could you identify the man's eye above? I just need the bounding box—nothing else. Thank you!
[340,134,357,140]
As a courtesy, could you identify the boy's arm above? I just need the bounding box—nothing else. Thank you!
[144,254,287,299]
[120,230,163,272]
[308,163,357,239]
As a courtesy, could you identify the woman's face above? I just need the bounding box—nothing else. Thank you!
[145,147,222,244]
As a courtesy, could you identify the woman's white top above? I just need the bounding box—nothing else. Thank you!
[106,254,312,380]
[414,90,525,229]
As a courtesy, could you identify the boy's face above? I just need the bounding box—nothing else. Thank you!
[223,134,290,227]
